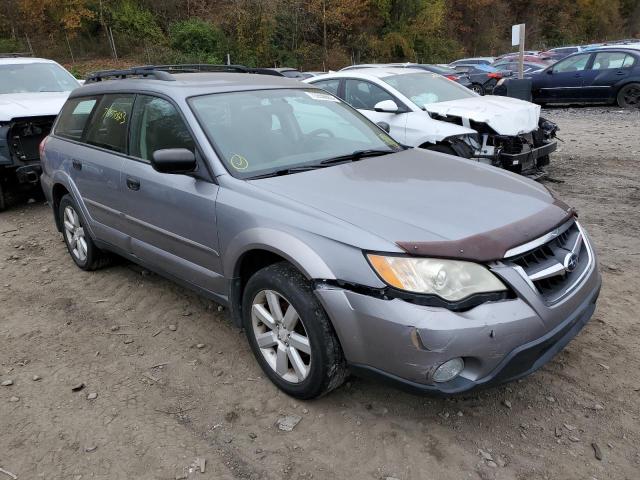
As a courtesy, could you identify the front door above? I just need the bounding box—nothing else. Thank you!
[343,79,408,143]
[118,94,223,295]
[536,53,592,102]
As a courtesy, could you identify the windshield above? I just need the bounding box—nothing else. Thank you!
[0,62,80,94]
[189,88,401,179]
[383,72,475,107]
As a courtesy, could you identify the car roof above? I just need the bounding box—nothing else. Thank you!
[70,72,312,100]
[310,67,427,80]
[0,57,58,65]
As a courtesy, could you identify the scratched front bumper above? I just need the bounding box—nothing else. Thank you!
[314,256,600,395]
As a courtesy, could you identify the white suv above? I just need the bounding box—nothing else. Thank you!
[305,67,557,178]
[0,56,80,209]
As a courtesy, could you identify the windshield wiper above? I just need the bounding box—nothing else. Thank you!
[319,149,395,165]
[248,165,326,179]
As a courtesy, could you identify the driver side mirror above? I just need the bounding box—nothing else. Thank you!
[151,148,197,174]
[376,121,391,133]
[374,99,400,113]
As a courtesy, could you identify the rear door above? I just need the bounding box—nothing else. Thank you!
[535,53,592,102]
[118,94,223,295]
[343,78,408,142]
[582,51,637,101]
[55,94,133,249]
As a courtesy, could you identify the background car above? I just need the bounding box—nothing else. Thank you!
[450,64,507,94]
[539,45,585,62]
[0,55,80,210]
[341,63,474,90]
[492,60,548,75]
[530,47,640,107]
[449,56,495,66]
[262,67,312,79]
[306,67,557,177]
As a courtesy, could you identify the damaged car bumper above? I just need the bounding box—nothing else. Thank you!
[314,223,600,396]
[497,138,557,173]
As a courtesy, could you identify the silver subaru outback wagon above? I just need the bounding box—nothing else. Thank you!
[40,67,601,399]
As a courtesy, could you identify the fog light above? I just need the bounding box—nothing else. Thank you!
[432,358,464,383]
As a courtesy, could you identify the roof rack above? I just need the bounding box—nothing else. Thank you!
[0,52,33,58]
[85,64,285,83]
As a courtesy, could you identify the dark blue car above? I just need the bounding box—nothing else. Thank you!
[531,48,640,107]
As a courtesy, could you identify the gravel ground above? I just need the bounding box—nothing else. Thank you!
[1,106,639,480]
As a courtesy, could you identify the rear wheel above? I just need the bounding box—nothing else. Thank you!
[242,262,347,399]
[470,83,485,95]
[59,194,111,270]
[617,83,640,108]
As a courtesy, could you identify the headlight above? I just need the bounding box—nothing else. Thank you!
[367,254,507,301]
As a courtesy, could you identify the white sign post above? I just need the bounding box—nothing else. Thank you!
[511,23,526,79]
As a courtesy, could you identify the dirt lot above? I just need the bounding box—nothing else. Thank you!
[1,106,639,480]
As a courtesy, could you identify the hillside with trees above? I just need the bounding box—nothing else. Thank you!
[1,0,638,71]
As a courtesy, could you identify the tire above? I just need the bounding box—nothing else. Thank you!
[59,194,111,271]
[617,83,640,108]
[470,83,485,95]
[242,262,347,399]
[424,144,458,157]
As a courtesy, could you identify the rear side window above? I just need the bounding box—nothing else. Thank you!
[592,52,636,70]
[55,97,98,141]
[84,94,134,153]
[129,95,195,161]
[313,79,340,96]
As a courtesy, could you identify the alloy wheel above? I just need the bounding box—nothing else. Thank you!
[623,86,640,106]
[251,289,312,383]
[63,205,88,262]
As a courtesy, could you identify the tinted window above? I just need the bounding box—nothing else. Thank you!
[129,95,195,161]
[55,97,98,141]
[553,54,590,73]
[312,79,340,96]
[592,52,635,69]
[344,79,395,110]
[84,95,134,153]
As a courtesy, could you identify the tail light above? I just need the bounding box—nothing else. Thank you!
[445,74,460,81]
[487,72,503,79]
[39,136,49,160]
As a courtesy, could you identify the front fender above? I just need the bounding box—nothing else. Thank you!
[223,227,336,281]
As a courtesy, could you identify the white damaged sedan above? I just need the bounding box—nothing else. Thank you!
[305,67,557,178]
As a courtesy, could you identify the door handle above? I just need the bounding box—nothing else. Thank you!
[615,71,625,75]
[72,159,82,170]
[126,176,140,191]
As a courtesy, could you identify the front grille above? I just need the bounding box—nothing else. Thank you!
[505,220,592,304]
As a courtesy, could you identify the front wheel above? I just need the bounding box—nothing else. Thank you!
[617,83,640,108]
[59,194,111,270]
[242,262,347,399]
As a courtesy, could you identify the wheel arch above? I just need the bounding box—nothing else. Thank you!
[224,229,337,327]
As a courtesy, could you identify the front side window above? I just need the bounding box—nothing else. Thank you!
[592,52,635,70]
[553,54,590,73]
[344,79,396,110]
[383,72,476,107]
[55,97,98,141]
[84,94,134,153]
[129,95,195,161]
[0,62,80,94]
[189,88,401,179]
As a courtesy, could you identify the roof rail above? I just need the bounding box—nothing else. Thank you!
[0,52,33,58]
[85,64,285,83]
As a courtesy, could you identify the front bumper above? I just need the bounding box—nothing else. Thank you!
[315,252,600,396]
[498,139,557,173]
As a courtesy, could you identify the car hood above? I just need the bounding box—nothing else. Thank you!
[251,149,572,261]
[424,96,540,135]
[0,92,71,122]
